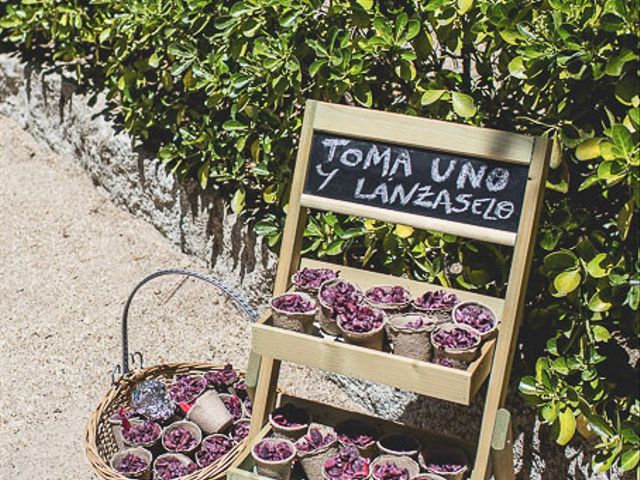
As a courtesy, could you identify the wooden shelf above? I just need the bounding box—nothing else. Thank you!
[253,258,502,405]
[228,394,475,480]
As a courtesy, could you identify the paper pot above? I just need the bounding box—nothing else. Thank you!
[317,279,364,336]
[363,285,411,313]
[186,390,234,434]
[370,454,420,480]
[122,419,162,450]
[161,420,202,454]
[386,313,437,361]
[271,292,317,334]
[110,447,152,479]
[251,438,296,480]
[337,311,387,351]
[419,445,469,480]
[452,301,498,341]
[269,404,311,440]
[335,420,378,459]
[431,323,481,366]
[376,434,422,458]
[153,453,197,480]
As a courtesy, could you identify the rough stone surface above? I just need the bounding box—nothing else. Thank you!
[0,53,629,479]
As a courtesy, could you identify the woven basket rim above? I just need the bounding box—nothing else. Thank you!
[85,362,248,480]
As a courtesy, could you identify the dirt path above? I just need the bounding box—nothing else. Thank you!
[0,115,359,479]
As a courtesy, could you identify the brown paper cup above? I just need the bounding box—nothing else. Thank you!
[110,447,152,479]
[337,313,387,351]
[431,323,481,366]
[271,292,317,334]
[376,434,422,458]
[186,390,234,434]
[251,438,296,480]
[370,455,420,480]
[161,420,202,454]
[386,313,437,361]
[451,301,498,341]
[153,453,196,480]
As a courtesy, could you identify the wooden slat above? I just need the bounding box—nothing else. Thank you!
[301,194,517,246]
[252,321,496,405]
[312,101,534,165]
[471,137,551,480]
[301,258,505,314]
[491,409,515,480]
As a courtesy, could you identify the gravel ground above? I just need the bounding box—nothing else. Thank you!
[0,115,361,479]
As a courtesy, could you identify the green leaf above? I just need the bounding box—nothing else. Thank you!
[592,325,611,342]
[554,270,581,295]
[575,138,601,161]
[586,253,610,278]
[457,0,473,14]
[230,188,245,214]
[356,0,374,10]
[610,124,634,159]
[617,199,634,240]
[255,220,279,236]
[519,376,542,396]
[588,291,612,312]
[605,48,637,76]
[620,449,639,472]
[325,240,344,256]
[508,57,526,79]
[544,250,579,271]
[222,120,246,131]
[421,89,447,105]
[451,92,477,118]
[556,408,576,446]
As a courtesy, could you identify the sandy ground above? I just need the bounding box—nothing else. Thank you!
[0,115,360,479]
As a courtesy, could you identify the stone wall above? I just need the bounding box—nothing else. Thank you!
[0,52,626,479]
[0,53,277,310]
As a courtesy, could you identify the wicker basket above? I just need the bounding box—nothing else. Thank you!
[84,269,259,480]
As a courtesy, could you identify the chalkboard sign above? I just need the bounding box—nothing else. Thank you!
[304,133,529,233]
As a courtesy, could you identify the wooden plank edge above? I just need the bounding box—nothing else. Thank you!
[300,194,517,246]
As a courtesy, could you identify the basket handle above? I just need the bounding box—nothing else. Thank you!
[120,268,259,375]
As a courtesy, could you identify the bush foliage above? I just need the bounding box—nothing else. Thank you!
[1,0,638,473]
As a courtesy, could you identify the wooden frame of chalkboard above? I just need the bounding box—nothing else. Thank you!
[235,100,551,480]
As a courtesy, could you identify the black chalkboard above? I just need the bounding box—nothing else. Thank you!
[303,133,529,233]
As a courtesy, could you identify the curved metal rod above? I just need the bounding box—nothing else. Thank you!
[121,268,259,374]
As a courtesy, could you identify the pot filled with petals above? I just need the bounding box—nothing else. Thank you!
[110,447,152,479]
[195,434,235,469]
[186,390,234,434]
[271,292,318,334]
[413,290,460,323]
[204,364,239,393]
[231,419,251,443]
[293,267,339,297]
[419,445,469,480]
[161,421,202,454]
[370,454,419,480]
[322,445,370,480]
[219,393,247,421]
[269,404,311,440]
[412,475,448,480]
[337,304,386,350]
[109,407,136,450]
[153,453,198,480]
[318,279,364,335]
[295,424,338,480]
[122,419,162,450]
[386,313,438,361]
[431,323,481,366]
[364,285,411,313]
[168,375,207,405]
[376,433,421,458]
[251,437,297,480]
[335,420,378,458]
[452,301,498,340]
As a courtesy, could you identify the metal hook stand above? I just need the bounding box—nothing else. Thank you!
[118,268,259,376]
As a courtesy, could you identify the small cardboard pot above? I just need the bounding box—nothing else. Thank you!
[370,454,420,480]
[452,301,498,341]
[412,475,448,480]
[271,292,317,334]
[412,291,460,324]
[295,424,337,480]
[161,420,202,454]
[337,310,387,351]
[419,445,469,480]
[110,447,152,479]
[195,434,235,468]
[364,285,411,313]
[291,269,340,297]
[186,390,234,434]
[153,453,197,480]
[335,420,378,459]
[431,323,481,366]
[219,393,248,422]
[122,419,162,450]
[376,434,421,458]
[252,438,297,480]
[318,279,363,336]
[108,411,133,450]
[386,313,437,361]
[269,404,311,440]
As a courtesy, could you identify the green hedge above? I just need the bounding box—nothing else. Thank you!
[1,0,638,473]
